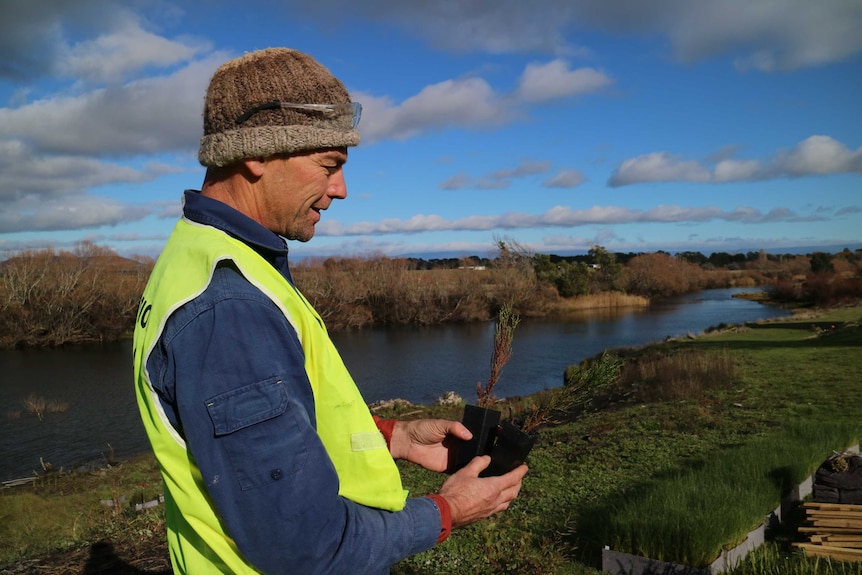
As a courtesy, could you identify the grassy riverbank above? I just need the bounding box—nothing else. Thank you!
[1,304,860,574]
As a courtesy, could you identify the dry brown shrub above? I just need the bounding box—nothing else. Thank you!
[619,348,737,402]
[832,257,856,277]
[782,255,817,278]
[803,273,862,307]
[622,253,707,298]
[293,256,498,329]
[295,240,553,329]
[768,278,803,302]
[700,268,734,288]
[0,243,148,347]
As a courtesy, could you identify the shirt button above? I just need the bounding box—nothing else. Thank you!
[271,468,283,480]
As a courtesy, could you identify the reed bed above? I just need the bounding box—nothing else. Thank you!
[22,394,47,420]
[20,394,69,420]
[552,292,649,312]
[46,399,69,414]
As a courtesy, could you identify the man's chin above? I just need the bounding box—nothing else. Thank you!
[282,230,314,242]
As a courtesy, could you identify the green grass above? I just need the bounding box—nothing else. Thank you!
[580,420,858,567]
[0,456,165,565]
[1,304,860,574]
[729,536,862,575]
[393,306,862,574]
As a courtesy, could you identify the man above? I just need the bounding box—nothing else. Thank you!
[133,47,527,574]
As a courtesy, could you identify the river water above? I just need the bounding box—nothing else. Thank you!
[0,288,789,481]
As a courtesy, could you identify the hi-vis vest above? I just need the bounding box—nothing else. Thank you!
[133,218,407,574]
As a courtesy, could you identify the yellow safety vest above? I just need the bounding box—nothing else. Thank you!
[133,217,407,574]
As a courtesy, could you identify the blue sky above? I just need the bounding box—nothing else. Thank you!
[1,0,860,261]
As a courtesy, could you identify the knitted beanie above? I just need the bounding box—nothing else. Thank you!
[198,48,360,167]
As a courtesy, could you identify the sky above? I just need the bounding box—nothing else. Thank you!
[1,0,860,261]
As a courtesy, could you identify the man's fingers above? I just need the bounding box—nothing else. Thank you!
[449,421,473,441]
[466,455,492,475]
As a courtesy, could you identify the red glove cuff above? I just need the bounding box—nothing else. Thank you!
[426,494,452,544]
[372,416,397,450]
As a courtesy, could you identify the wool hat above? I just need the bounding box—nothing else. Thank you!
[198,48,360,167]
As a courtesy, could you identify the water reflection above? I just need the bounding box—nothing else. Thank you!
[335,288,789,405]
[0,340,148,482]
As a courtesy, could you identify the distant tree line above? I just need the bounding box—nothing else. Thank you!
[1,241,860,347]
[406,247,861,273]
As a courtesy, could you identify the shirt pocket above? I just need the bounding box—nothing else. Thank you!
[205,376,308,490]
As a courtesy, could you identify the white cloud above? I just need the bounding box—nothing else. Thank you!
[439,174,472,191]
[60,15,211,83]
[437,159,552,190]
[0,1,207,83]
[489,160,552,180]
[355,77,506,143]
[0,193,151,233]
[0,54,223,157]
[713,159,761,182]
[476,179,511,191]
[585,0,862,71]
[516,60,613,103]
[0,0,100,80]
[296,0,862,71]
[609,136,862,186]
[544,169,586,188]
[0,140,155,200]
[773,135,862,176]
[314,203,819,237]
[0,138,179,233]
[303,0,579,56]
[609,152,711,186]
[356,56,615,143]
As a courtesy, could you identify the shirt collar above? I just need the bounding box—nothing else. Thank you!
[181,190,292,278]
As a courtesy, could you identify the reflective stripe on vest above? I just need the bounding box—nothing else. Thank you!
[133,218,406,574]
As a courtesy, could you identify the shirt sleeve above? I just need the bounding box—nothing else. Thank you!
[148,264,441,574]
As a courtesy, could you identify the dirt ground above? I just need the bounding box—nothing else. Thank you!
[0,538,171,575]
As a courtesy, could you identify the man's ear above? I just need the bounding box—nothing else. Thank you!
[242,158,266,179]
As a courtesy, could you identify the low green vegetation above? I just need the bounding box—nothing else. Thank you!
[582,420,858,567]
[1,305,860,574]
[391,305,862,574]
[730,541,862,575]
[0,456,165,566]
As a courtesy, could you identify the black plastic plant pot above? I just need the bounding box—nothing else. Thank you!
[482,419,537,477]
[454,404,501,471]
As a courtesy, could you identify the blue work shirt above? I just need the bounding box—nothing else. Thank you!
[146,190,441,574]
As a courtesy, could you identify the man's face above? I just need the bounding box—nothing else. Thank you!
[258,148,348,241]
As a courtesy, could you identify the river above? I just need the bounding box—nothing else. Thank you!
[0,288,789,482]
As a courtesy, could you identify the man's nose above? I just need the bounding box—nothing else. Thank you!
[328,170,347,199]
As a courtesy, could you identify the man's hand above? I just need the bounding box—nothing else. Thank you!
[438,456,528,528]
[389,419,472,472]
